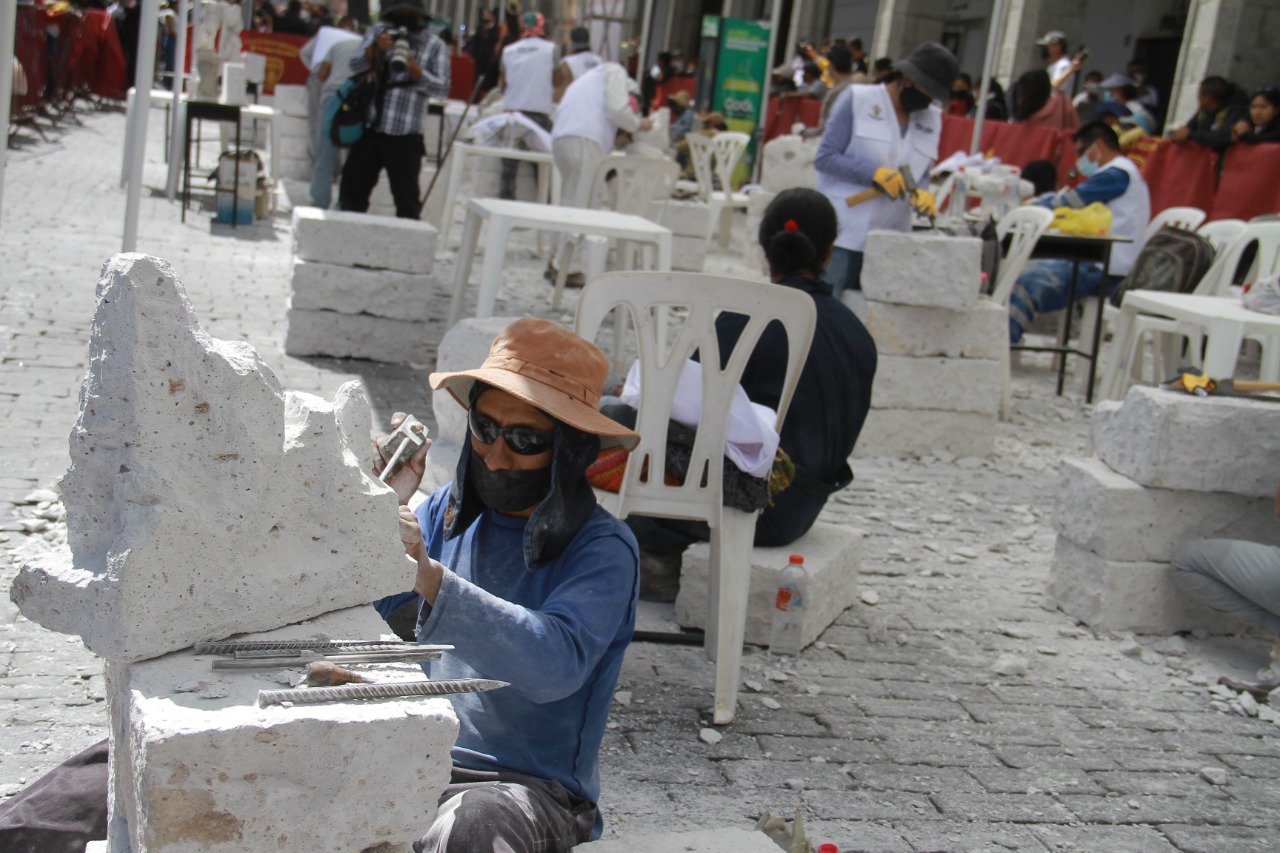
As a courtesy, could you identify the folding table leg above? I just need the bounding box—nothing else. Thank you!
[447,210,483,327]
[475,217,511,319]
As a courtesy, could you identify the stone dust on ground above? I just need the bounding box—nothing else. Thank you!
[1,107,1277,851]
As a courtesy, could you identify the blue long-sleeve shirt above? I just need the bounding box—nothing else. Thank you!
[814,88,886,186]
[1035,164,1130,209]
[373,486,638,823]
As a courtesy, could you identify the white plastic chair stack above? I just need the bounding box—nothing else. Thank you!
[576,272,816,725]
[685,132,752,250]
[992,206,1055,419]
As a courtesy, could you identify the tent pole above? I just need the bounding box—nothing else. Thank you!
[124,0,161,252]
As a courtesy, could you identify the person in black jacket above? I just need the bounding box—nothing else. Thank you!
[627,188,878,600]
[1169,75,1248,149]
[1232,87,1280,144]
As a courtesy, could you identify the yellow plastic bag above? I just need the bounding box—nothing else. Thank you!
[1051,202,1112,236]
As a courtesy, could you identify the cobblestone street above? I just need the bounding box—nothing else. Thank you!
[2,107,1278,851]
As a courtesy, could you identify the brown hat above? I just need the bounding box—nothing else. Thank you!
[429,318,639,450]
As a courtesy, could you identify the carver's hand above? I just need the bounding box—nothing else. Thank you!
[872,166,908,200]
[398,507,445,604]
[372,411,432,505]
[911,188,937,219]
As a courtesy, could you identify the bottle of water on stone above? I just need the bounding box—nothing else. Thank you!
[769,554,807,657]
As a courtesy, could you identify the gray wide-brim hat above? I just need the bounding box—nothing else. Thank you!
[896,42,959,105]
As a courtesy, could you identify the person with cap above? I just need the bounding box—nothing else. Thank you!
[498,11,556,199]
[373,318,640,851]
[337,0,450,219]
[814,41,958,308]
[802,42,856,138]
[1036,29,1080,94]
[1007,121,1150,344]
[1095,73,1155,134]
[553,25,601,102]
[547,62,652,285]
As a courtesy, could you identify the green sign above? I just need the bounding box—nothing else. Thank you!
[711,18,771,187]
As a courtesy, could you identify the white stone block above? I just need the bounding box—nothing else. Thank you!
[761,135,818,193]
[861,231,983,310]
[747,188,776,220]
[290,260,436,321]
[853,408,995,458]
[1092,385,1280,498]
[468,156,541,202]
[674,522,862,648]
[273,83,309,118]
[1047,537,1243,634]
[579,828,781,852]
[276,131,312,164]
[651,199,711,237]
[108,607,458,852]
[432,317,515,447]
[277,158,314,183]
[9,255,408,663]
[672,234,707,272]
[422,437,463,495]
[1054,457,1280,563]
[276,113,311,142]
[292,207,438,275]
[871,356,1002,414]
[863,299,1007,359]
[286,309,434,364]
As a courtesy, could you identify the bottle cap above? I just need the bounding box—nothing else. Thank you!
[789,554,804,564]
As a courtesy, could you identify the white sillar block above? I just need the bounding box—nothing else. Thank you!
[674,522,862,648]
[290,260,436,321]
[761,134,818,192]
[276,131,312,165]
[651,199,711,237]
[432,317,515,447]
[277,158,315,183]
[871,356,1002,414]
[292,207,438,275]
[9,255,408,663]
[107,607,459,853]
[1046,537,1244,634]
[1092,386,1280,498]
[1054,457,1280,563]
[861,231,983,311]
[672,234,707,272]
[863,299,1007,359]
[853,408,995,458]
[273,83,310,118]
[579,828,783,852]
[285,309,434,364]
[276,113,311,142]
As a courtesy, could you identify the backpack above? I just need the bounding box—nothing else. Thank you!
[326,75,377,147]
[1109,225,1217,308]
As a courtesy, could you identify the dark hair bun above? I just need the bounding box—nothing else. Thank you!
[758,188,839,277]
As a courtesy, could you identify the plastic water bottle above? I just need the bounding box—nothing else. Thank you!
[769,554,807,657]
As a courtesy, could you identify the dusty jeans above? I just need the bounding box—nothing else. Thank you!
[413,766,597,853]
[1172,538,1280,635]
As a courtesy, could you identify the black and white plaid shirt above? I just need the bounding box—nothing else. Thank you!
[349,23,451,136]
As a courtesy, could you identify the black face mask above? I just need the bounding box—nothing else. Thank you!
[900,85,932,113]
[469,459,551,513]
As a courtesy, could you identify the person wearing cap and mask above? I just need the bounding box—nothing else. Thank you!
[548,62,653,286]
[1095,73,1155,134]
[337,0,450,219]
[814,42,958,309]
[1036,30,1080,94]
[553,25,601,102]
[372,318,640,851]
[499,12,556,199]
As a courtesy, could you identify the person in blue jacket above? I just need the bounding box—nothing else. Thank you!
[374,317,640,852]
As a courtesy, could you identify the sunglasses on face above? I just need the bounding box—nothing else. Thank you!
[468,408,555,456]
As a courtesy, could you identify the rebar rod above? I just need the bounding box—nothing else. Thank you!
[258,678,508,707]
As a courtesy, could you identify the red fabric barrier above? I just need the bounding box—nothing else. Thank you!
[1139,140,1218,216]
[762,96,821,142]
[797,98,820,128]
[980,120,1066,172]
[12,5,46,120]
[238,31,309,94]
[937,115,973,160]
[1209,143,1280,221]
[449,53,476,100]
[83,9,127,101]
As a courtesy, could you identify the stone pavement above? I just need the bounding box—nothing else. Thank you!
[2,107,1279,851]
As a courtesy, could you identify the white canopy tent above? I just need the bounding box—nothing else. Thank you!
[970,0,1008,155]
[0,0,18,229]
[123,0,161,252]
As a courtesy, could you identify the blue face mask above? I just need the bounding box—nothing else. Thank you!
[1076,153,1099,178]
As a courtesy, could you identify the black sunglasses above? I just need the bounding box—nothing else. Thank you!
[468,408,555,456]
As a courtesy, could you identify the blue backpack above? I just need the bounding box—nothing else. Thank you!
[326,76,377,147]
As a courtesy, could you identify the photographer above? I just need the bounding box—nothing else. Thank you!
[338,0,450,219]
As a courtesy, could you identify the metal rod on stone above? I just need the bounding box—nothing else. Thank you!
[258,678,509,707]
[212,649,448,669]
[195,639,451,655]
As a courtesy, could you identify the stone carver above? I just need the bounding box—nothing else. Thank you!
[373,317,641,851]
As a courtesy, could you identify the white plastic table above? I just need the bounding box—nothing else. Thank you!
[447,198,673,327]
[1109,292,1280,392]
[438,142,559,244]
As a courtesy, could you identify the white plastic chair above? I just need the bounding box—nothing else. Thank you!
[576,272,816,725]
[1196,218,1246,254]
[1145,206,1207,238]
[992,206,1055,419]
[552,155,680,309]
[686,132,752,249]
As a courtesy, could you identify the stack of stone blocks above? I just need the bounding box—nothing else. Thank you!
[855,230,1006,458]
[286,206,440,364]
[272,84,314,184]
[11,254,458,852]
[1048,385,1280,633]
[647,200,711,272]
[749,134,819,249]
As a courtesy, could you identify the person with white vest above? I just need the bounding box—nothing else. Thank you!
[815,42,959,308]
[554,26,601,102]
[499,12,556,199]
[1008,121,1151,343]
[549,62,652,286]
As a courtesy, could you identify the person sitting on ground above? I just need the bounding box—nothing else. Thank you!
[1011,68,1077,130]
[1168,75,1248,150]
[626,189,877,600]
[1172,482,1280,689]
[1008,122,1150,344]
[1231,87,1280,144]
[375,318,641,850]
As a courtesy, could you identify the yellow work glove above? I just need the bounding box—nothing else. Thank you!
[872,166,908,200]
[910,188,937,219]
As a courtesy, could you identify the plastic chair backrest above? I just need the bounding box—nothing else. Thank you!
[589,155,680,218]
[1196,219,1246,253]
[708,131,751,195]
[992,205,1055,305]
[1192,220,1280,296]
[575,272,816,523]
[685,134,716,201]
[1144,206,1207,242]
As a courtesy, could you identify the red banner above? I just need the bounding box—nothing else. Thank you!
[238,31,310,94]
